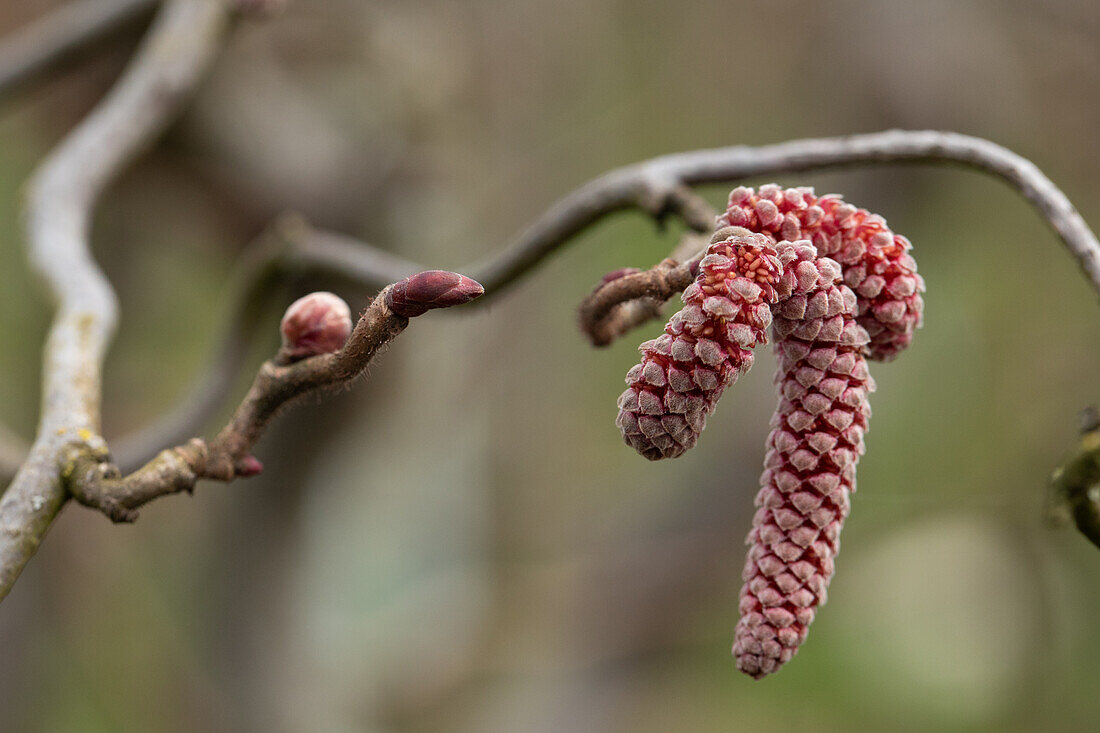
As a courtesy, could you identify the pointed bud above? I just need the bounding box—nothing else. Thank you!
[386,270,484,317]
[280,291,352,361]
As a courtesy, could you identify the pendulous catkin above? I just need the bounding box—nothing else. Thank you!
[616,231,782,459]
[613,184,923,678]
[733,241,873,678]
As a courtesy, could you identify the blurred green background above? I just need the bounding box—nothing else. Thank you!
[1,0,1098,731]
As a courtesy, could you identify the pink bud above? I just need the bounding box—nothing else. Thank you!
[280,291,353,361]
[386,270,484,317]
[235,455,264,477]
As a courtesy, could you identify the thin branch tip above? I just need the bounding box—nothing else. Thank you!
[65,277,456,523]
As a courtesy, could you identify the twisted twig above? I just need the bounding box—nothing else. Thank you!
[108,215,423,470]
[0,0,158,100]
[577,187,717,346]
[0,0,231,601]
[65,275,482,522]
[577,256,698,348]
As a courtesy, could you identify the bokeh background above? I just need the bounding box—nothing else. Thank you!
[1,0,1098,731]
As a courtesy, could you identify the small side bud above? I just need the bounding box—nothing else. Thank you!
[386,271,484,317]
[235,455,264,477]
[280,291,352,362]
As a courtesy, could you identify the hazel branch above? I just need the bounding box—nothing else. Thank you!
[465,130,1100,298]
[0,0,231,602]
[65,273,483,523]
[0,0,158,101]
[107,131,1100,474]
[577,190,718,346]
[109,215,421,471]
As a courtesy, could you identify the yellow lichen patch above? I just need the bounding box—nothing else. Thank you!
[77,428,93,442]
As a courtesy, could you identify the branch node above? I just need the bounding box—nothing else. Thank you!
[578,254,698,347]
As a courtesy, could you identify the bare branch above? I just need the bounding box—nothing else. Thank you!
[110,217,301,470]
[577,259,695,347]
[110,215,420,470]
[285,222,423,288]
[67,274,482,522]
[111,130,1100,469]
[0,0,158,101]
[0,0,230,601]
[469,131,1100,297]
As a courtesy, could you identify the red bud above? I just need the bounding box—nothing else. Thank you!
[236,455,264,477]
[280,292,352,361]
[386,271,484,317]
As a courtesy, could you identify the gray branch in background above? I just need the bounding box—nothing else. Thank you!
[469,130,1100,295]
[0,0,158,100]
[0,0,230,601]
[0,424,28,475]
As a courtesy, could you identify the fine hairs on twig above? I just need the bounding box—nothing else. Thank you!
[0,0,1096,623]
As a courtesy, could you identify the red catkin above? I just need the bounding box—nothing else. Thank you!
[616,232,782,459]
[719,184,924,362]
[733,241,874,679]
[612,185,923,677]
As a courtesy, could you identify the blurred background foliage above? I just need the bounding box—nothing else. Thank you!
[0,0,1098,731]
